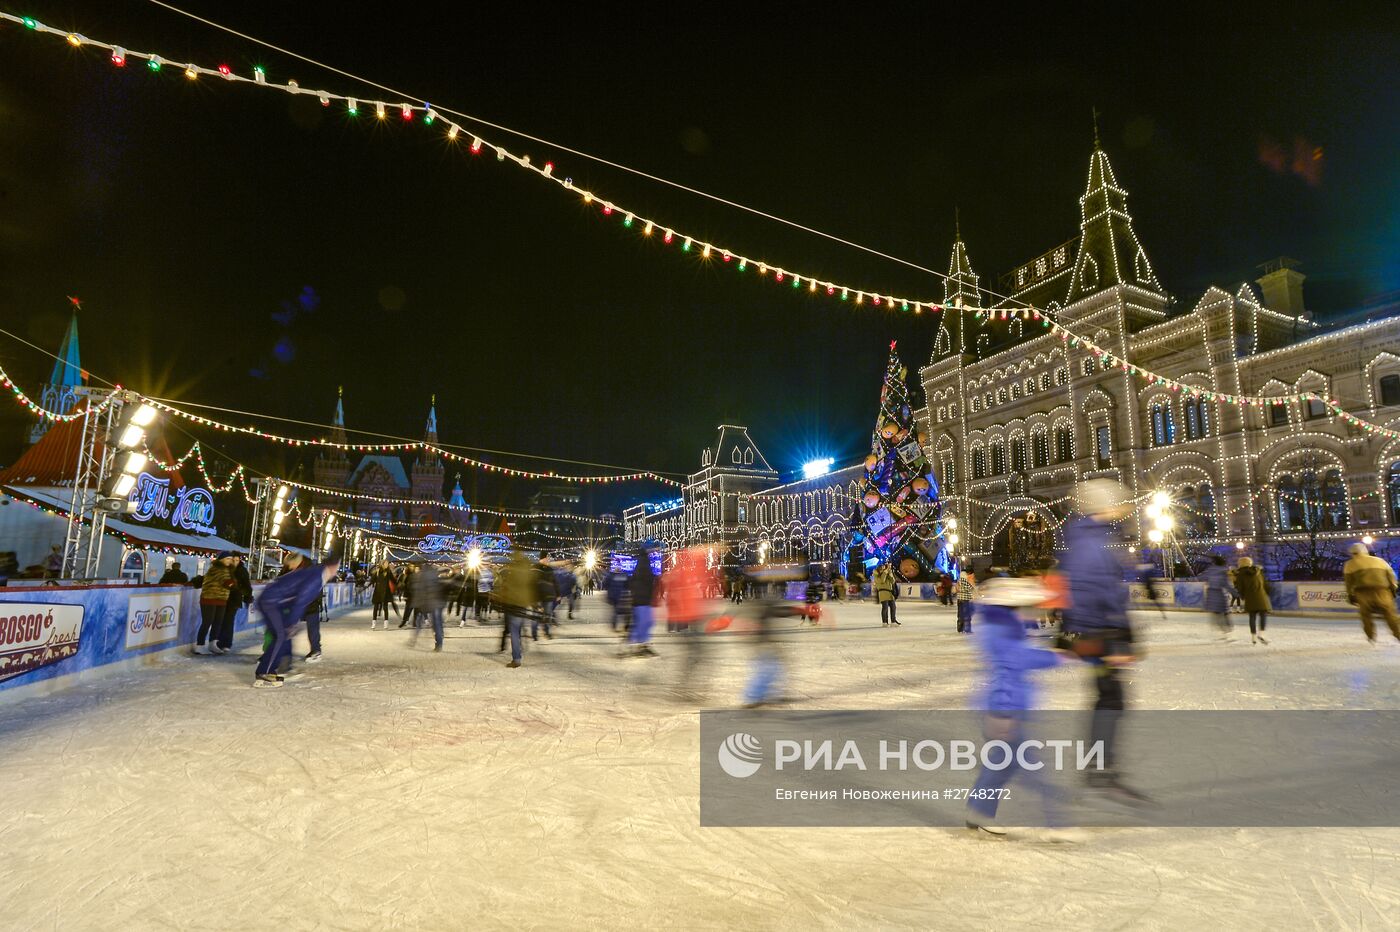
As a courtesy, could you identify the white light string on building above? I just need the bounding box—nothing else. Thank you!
[142,398,682,486]
[9,13,1400,443]
[272,477,622,525]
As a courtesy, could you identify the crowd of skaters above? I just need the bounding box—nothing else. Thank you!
[156,476,1400,834]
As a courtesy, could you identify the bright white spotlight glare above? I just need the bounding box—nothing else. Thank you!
[1147,529,1165,543]
[1144,503,1161,520]
[129,403,159,427]
[583,549,598,569]
[112,473,137,497]
[1151,490,1171,508]
[946,517,958,529]
[948,533,959,545]
[1155,515,1174,532]
[466,548,482,569]
[120,451,148,475]
[802,457,835,479]
[276,485,289,500]
[117,424,145,449]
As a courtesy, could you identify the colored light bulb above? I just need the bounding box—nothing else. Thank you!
[66,33,81,47]
[111,47,126,66]
[218,64,232,76]
[348,98,358,115]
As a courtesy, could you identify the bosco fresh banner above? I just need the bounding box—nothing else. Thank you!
[125,591,183,650]
[0,603,85,684]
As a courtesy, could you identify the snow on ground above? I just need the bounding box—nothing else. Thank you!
[3,594,1399,930]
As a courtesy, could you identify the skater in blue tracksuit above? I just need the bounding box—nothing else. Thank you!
[965,577,1072,837]
[253,552,340,688]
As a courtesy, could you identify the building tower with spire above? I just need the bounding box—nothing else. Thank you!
[410,395,446,526]
[27,301,85,445]
[934,211,982,361]
[311,386,351,518]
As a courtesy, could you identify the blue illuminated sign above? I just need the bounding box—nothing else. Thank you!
[129,473,216,535]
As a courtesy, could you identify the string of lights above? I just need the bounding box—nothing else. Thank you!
[0,360,118,422]
[8,13,1400,448]
[272,477,622,524]
[143,398,681,485]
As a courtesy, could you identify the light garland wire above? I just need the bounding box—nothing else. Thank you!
[7,13,1400,442]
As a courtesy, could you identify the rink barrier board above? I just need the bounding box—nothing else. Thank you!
[0,581,355,701]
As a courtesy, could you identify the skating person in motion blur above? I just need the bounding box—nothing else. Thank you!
[873,562,900,626]
[626,545,660,658]
[1058,478,1149,803]
[253,548,340,688]
[964,577,1081,842]
[1343,542,1400,644]
[1200,554,1238,641]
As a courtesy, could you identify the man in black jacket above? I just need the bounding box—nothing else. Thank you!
[159,562,189,584]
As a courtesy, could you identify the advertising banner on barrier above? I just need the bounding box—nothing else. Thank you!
[0,603,85,684]
[1129,583,1175,605]
[125,591,183,650]
[1296,584,1350,610]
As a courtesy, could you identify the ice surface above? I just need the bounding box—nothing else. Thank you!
[2,596,1399,930]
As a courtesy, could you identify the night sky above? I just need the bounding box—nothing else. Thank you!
[2,2,1397,521]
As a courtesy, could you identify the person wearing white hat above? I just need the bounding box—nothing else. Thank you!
[1058,478,1147,803]
[1343,542,1400,643]
[964,576,1080,841]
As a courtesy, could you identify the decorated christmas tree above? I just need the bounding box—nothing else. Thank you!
[850,342,952,580]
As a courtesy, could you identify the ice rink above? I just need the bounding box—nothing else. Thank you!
[4,595,1399,930]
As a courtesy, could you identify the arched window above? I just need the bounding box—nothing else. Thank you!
[990,440,1007,475]
[1179,484,1217,538]
[1031,430,1049,468]
[1039,373,1051,392]
[1151,404,1167,446]
[1276,464,1348,531]
[1094,425,1112,468]
[1389,462,1400,525]
[1184,397,1209,440]
[972,447,988,480]
[1380,375,1400,407]
[970,397,981,413]
[1010,384,1021,401]
[1056,368,1069,386]
[941,455,956,493]
[996,388,1007,405]
[1025,378,1036,396]
[1054,425,1073,463]
[1082,358,1096,377]
[1011,436,1027,473]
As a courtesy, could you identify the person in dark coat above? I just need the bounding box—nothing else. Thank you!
[1233,557,1271,644]
[533,558,560,641]
[410,563,446,651]
[219,554,253,653]
[159,562,189,584]
[626,547,660,657]
[370,560,397,628]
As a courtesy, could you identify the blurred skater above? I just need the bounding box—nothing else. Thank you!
[1344,542,1400,644]
[370,560,397,629]
[626,546,660,657]
[1200,554,1237,641]
[1059,479,1149,803]
[410,562,446,651]
[254,550,340,688]
[495,550,536,668]
[964,577,1079,841]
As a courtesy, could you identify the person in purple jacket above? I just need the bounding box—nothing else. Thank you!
[253,550,340,688]
[1058,478,1149,803]
[964,577,1080,841]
